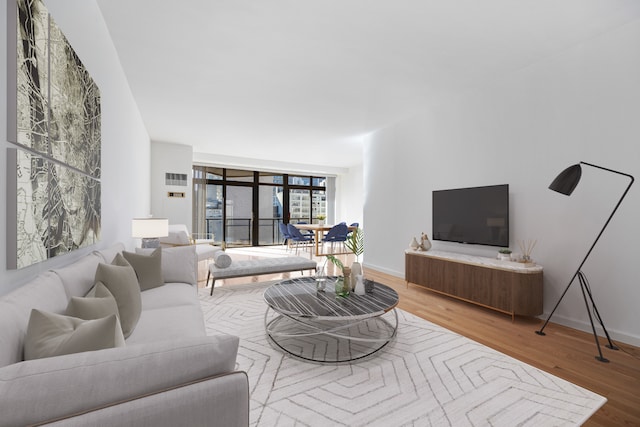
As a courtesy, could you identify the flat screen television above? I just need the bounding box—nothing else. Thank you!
[432,184,509,247]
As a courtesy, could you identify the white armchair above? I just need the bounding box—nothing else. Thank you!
[160,224,220,280]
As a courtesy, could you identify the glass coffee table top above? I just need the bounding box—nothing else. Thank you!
[263,276,399,363]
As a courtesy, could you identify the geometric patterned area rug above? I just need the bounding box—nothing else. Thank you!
[198,282,606,427]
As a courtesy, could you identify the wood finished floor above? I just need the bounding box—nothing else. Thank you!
[201,247,640,426]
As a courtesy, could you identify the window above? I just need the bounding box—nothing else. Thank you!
[193,166,328,246]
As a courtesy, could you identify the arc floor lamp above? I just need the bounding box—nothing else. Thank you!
[536,162,634,363]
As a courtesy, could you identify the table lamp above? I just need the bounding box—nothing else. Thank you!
[131,217,169,248]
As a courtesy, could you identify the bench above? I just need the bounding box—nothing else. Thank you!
[206,256,318,295]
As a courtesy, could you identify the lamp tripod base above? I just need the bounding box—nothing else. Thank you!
[536,271,618,363]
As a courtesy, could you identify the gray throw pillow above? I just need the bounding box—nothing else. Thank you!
[123,248,164,291]
[95,258,141,338]
[66,282,119,320]
[24,309,125,360]
[213,251,232,269]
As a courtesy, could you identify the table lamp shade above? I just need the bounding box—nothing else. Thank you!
[131,218,169,238]
[549,164,582,195]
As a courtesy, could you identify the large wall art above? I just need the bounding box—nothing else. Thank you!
[6,0,101,269]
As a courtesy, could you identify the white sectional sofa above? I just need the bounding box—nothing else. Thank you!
[0,243,248,426]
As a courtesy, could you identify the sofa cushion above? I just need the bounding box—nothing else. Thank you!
[24,310,125,360]
[123,248,164,291]
[160,224,191,245]
[126,305,205,345]
[66,283,119,321]
[95,259,141,338]
[0,336,239,427]
[53,252,103,299]
[0,272,68,367]
[141,283,199,311]
[95,242,126,264]
[136,245,197,286]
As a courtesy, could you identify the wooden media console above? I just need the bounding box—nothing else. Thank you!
[405,250,543,319]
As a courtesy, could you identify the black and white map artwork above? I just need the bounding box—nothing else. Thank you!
[7,0,101,269]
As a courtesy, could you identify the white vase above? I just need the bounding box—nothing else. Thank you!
[422,237,432,251]
[318,220,325,226]
[354,275,365,295]
[410,237,419,250]
[350,262,362,290]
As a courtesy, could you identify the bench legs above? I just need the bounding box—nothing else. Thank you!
[206,267,316,297]
[206,270,217,296]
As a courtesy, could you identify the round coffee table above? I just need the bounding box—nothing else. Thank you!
[263,276,399,363]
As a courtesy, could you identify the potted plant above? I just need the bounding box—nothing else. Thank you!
[497,248,512,261]
[316,214,326,226]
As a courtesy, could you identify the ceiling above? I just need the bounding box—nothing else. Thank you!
[96,0,640,170]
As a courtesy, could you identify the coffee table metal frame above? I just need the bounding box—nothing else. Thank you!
[263,277,399,363]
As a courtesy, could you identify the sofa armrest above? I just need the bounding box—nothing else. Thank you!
[0,335,240,426]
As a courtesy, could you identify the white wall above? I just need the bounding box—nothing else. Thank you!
[150,141,193,229]
[364,20,640,346]
[336,163,364,228]
[0,0,150,295]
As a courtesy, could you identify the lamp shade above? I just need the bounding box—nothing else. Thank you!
[549,164,582,195]
[131,218,169,238]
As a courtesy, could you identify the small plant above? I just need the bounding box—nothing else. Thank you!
[325,254,344,273]
[316,214,326,221]
[499,248,512,254]
[344,227,363,262]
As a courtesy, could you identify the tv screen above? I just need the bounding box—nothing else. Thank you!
[432,184,509,247]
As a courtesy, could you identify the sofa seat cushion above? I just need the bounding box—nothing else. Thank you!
[141,283,199,311]
[125,305,206,345]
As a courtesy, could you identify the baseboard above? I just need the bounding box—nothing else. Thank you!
[538,312,640,348]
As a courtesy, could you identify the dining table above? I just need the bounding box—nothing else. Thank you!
[293,223,357,257]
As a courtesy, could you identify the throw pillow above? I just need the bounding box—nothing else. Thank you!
[213,251,232,269]
[24,309,125,360]
[95,260,141,338]
[66,282,119,320]
[123,248,164,291]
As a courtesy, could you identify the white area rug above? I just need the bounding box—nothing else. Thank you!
[199,282,606,427]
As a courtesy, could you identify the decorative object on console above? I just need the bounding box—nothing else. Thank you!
[418,232,431,251]
[410,237,419,250]
[519,239,537,263]
[131,217,169,249]
[536,162,634,363]
[497,248,512,260]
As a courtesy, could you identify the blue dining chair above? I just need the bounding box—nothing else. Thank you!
[287,224,314,255]
[322,223,349,253]
[279,222,292,250]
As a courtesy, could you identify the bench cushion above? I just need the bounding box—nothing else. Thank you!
[209,257,317,280]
